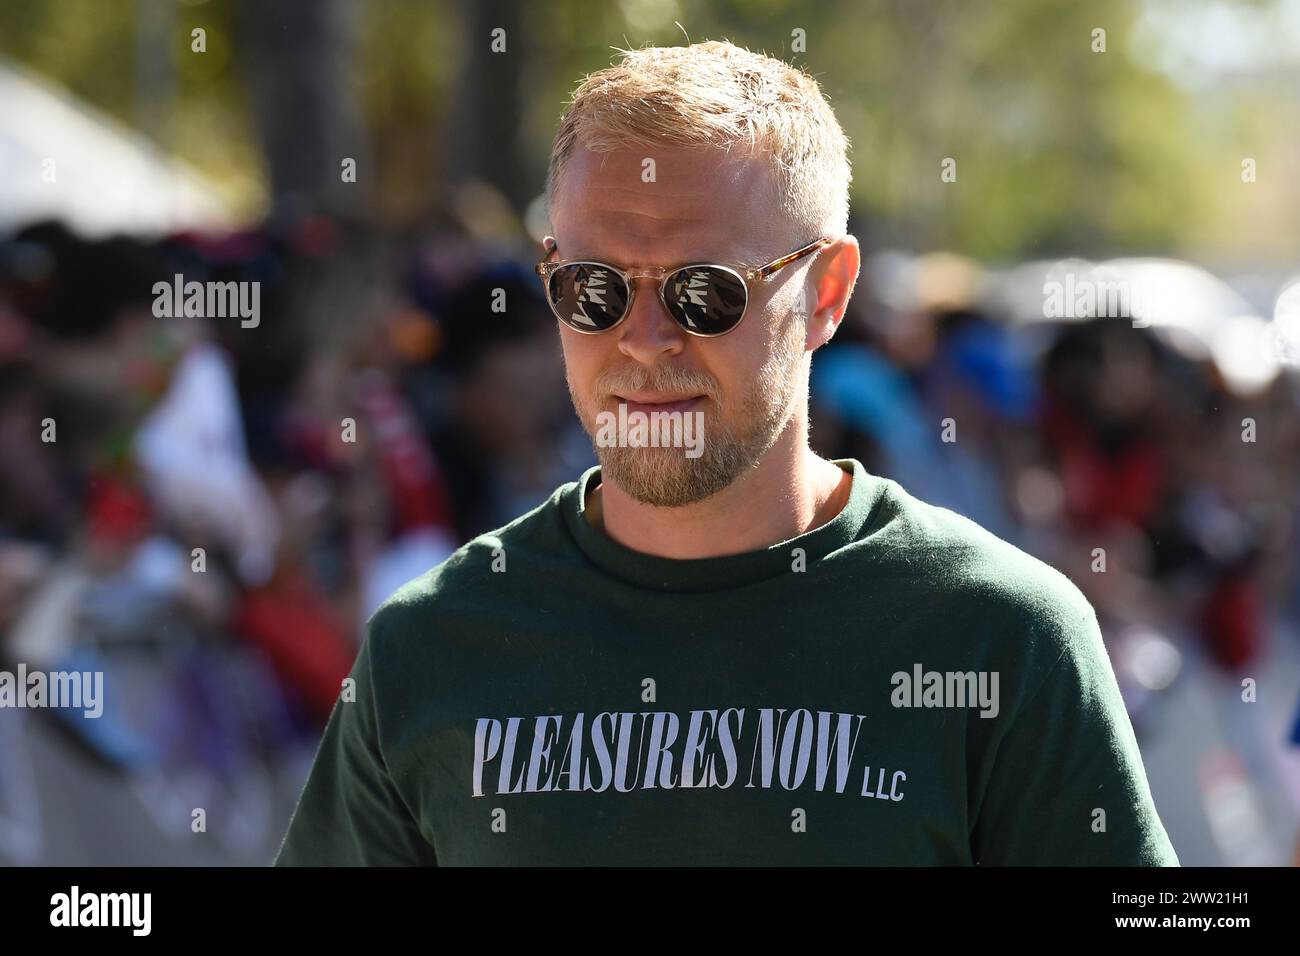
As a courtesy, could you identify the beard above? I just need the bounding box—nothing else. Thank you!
[567,318,807,507]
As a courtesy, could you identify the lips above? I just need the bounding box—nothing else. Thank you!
[612,394,706,416]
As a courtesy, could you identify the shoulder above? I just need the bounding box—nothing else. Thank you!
[859,475,1100,659]
[364,476,579,648]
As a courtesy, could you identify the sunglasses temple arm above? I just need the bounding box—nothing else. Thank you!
[753,237,833,280]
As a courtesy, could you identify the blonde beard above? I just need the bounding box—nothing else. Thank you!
[570,319,808,507]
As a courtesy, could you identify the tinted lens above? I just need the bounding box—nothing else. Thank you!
[548,263,629,332]
[664,266,747,335]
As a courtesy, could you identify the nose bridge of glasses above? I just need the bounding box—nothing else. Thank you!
[622,266,677,321]
[623,264,670,283]
[617,266,691,339]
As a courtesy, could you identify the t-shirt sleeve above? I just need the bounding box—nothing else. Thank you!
[969,597,1180,866]
[274,627,439,866]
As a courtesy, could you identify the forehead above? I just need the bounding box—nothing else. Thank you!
[550,144,792,267]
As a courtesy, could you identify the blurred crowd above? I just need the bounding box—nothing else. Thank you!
[0,203,593,862]
[815,251,1300,692]
[1,203,1298,864]
[812,247,1300,864]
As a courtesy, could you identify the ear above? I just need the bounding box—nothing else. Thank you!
[542,235,558,256]
[805,235,861,350]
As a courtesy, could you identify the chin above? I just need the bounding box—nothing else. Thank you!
[597,446,743,509]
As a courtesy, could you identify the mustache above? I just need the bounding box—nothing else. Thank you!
[596,365,720,402]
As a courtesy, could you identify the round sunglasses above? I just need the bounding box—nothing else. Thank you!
[534,236,833,337]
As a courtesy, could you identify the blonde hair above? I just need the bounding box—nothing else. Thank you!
[545,40,852,240]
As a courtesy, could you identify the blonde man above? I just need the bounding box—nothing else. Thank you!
[277,41,1178,866]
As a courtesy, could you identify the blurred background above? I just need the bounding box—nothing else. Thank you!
[0,0,1298,866]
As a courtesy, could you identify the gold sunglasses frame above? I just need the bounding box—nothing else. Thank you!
[534,236,834,337]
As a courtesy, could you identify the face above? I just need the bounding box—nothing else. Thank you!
[549,144,822,507]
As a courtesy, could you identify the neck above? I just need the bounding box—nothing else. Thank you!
[587,416,852,560]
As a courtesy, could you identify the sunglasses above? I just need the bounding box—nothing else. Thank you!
[534,236,833,337]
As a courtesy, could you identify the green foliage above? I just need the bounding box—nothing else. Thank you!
[1,0,1295,259]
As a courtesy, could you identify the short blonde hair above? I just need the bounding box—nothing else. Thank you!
[545,40,852,241]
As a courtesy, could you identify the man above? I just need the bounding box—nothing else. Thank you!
[276,40,1178,866]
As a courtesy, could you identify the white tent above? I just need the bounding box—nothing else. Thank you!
[989,256,1288,396]
[0,57,232,238]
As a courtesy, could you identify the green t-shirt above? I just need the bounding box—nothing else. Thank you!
[275,458,1179,866]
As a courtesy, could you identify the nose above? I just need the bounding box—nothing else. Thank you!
[616,277,686,363]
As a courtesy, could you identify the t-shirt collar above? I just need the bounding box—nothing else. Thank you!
[561,458,881,593]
